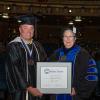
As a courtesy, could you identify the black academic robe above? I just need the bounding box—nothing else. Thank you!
[49,45,98,100]
[5,37,47,100]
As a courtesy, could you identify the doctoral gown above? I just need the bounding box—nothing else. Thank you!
[49,45,98,100]
[5,37,47,100]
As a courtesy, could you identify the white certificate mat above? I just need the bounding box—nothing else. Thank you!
[37,62,72,94]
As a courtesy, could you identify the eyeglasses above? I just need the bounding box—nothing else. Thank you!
[63,36,75,39]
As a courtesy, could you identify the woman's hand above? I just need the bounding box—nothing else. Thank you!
[71,88,76,96]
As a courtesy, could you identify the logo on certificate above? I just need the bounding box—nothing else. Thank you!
[44,68,50,74]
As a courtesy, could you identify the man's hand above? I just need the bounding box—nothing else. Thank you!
[27,86,43,97]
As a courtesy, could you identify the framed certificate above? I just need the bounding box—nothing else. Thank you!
[36,62,72,94]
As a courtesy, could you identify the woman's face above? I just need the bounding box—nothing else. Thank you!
[63,30,76,48]
[19,24,34,41]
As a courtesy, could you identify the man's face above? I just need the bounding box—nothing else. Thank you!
[63,30,76,48]
[19,24,34,41]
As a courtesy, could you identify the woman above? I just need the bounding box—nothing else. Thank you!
[49,28,98,100]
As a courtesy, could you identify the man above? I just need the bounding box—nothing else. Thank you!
[5,15,47,100]
[49,28,98,100]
